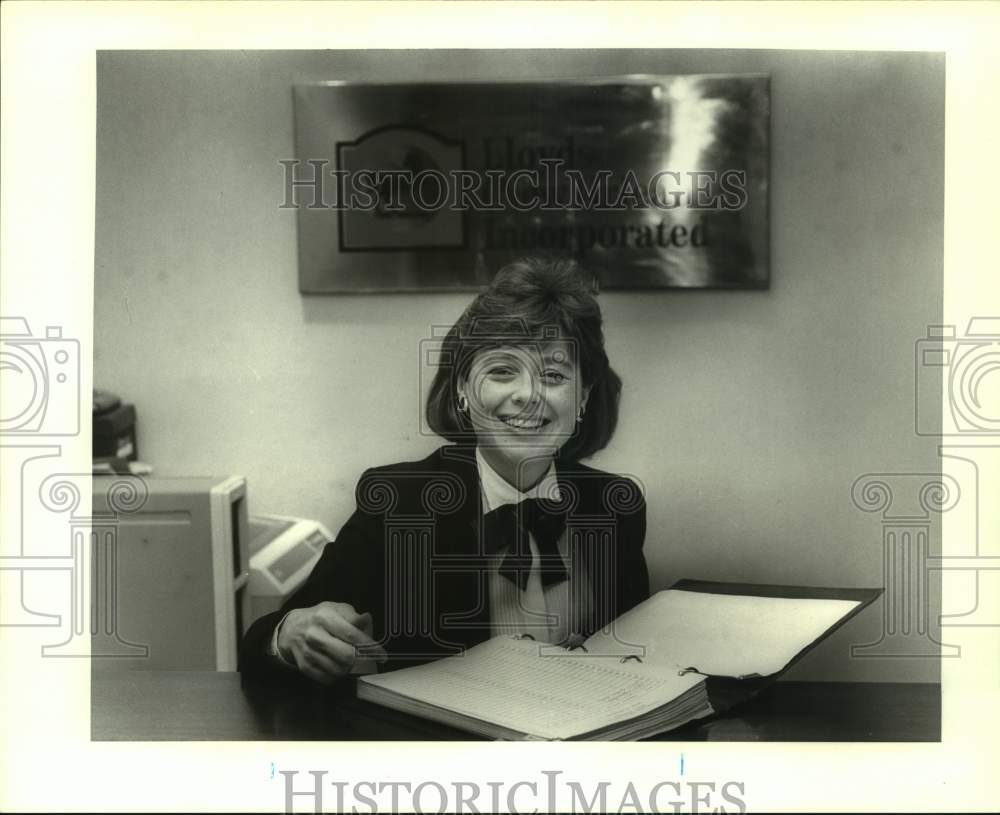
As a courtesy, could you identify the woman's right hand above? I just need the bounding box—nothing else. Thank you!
[275,601,387,684]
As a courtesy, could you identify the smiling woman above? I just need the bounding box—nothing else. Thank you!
[427,257,623,467]
[239,257,649,686]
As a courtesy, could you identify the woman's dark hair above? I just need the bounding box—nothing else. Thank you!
[426,257,622,461]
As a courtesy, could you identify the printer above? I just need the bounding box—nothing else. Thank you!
[247,514,331,624]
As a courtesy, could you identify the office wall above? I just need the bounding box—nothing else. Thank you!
[95,50,944,682]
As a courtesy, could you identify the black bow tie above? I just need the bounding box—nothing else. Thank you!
[481,498,569,591]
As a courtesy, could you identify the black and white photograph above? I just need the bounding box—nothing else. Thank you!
[1,3,997,814]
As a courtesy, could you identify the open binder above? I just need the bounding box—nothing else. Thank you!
[357,579,882,741]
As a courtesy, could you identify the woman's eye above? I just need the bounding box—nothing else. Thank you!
[543,370,567,384]
[488,366,515,377]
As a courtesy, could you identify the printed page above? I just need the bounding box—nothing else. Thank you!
[360,637,704,740]
[584,589,862,678]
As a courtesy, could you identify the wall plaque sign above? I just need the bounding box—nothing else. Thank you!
[290,76,769,292]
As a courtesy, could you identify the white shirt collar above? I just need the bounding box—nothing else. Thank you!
[475,447,561,514]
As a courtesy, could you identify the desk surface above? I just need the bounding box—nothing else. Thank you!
[91,669,940,742]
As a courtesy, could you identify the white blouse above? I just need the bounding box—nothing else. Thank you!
[475,448,591,646]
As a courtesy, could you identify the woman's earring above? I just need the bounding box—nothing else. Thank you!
[457,394,469,413]
[576,406,585,424]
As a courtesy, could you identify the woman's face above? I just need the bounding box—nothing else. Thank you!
[459,340,589,476]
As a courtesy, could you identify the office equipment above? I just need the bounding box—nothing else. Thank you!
[357,580,881,740]
[92,475,251,671]
[247,514,330,624]
[92,458,152,476]
[92,389,138,460]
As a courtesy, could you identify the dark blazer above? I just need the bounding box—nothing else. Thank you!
[239,444,649,684]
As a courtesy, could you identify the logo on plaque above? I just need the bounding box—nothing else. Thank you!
[337,126,466,251]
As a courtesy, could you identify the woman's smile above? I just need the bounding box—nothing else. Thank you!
[497,413,552,430]
[458,340,589,487]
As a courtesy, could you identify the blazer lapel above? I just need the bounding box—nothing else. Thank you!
[431,445,492,648]
[555,459,617,634]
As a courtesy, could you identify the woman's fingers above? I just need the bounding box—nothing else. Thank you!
[298,647,346,685]
[313,603,388,662]
[300,623,359,670]
[299,639,353,681]
[284,602,387,676]
[356,611,374,637]
[279,601,388,683]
